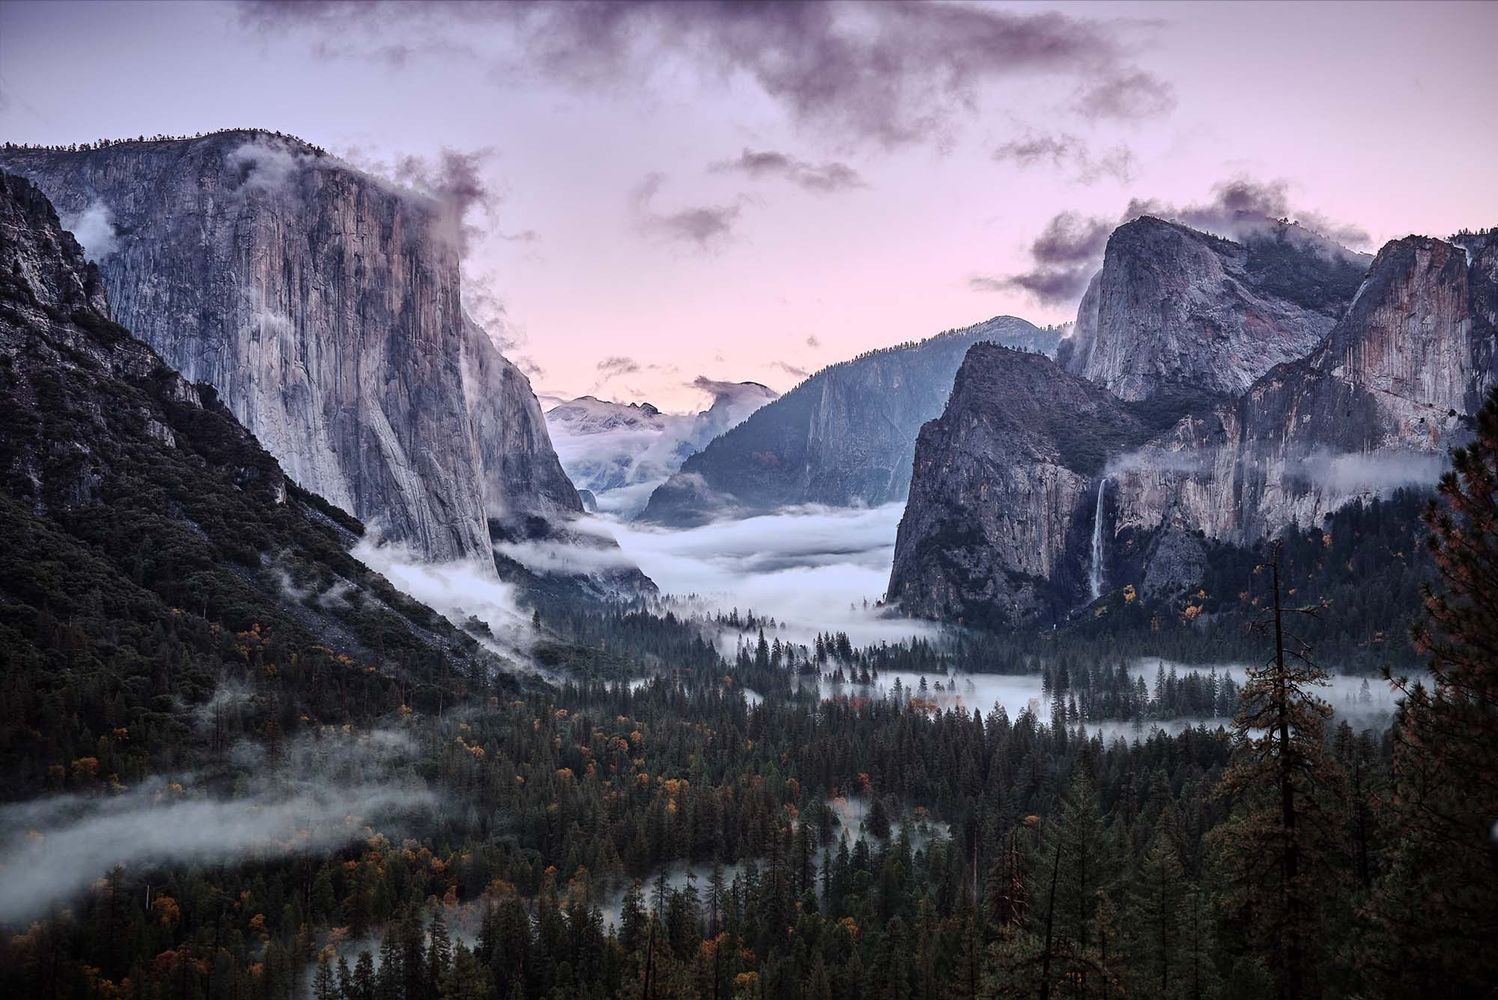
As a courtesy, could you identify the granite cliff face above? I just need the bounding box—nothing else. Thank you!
[885,345,1189,626]
[1059,217,1367,401]
[0,170,500,671]
[1110,230,1498,554]
[892,224,1496,628]
[639,315,1056,525]
[0,131,579,562]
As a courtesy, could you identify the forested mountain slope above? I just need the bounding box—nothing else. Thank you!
[0,170,507,795]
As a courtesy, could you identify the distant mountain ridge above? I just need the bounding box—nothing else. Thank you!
[639,315,1058,525]
[545,380,777,515]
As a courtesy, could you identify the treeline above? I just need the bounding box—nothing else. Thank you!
[1,129,328,156]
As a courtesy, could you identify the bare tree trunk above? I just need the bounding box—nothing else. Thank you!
[1039,840,1062,1000]
[1273,555,1302,1000]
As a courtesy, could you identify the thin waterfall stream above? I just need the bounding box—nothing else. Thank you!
[1089,477,1108,600]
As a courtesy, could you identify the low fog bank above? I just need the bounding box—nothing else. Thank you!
[594,503,943,648]
[351,537,539,667]
[491,503,941,649]
[1128,657,1407,731]
[814,659,1402,741]
[0,728,432,925]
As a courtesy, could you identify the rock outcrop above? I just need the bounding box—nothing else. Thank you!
[885,345,1189,626]
[1059,217,1367,401]
[0,131,580,562]
[1110,229,1497,554]
[639,315,1056,525]
[892,224,1497,628]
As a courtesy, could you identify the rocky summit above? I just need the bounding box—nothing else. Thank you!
[1060,216,1368,401]
[892,220,1497,628]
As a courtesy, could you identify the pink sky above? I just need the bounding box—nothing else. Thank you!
[2,0,1494,411]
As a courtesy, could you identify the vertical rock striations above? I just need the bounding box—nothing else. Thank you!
[0,131,580,562]
[0,170,499,672]
[1111,230,1498,554]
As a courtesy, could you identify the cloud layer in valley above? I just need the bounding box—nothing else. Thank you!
[591,503,942,648]
[0,728,430,924]
[352,538,538,664]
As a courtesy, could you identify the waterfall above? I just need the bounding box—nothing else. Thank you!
[1089,477,1108,601]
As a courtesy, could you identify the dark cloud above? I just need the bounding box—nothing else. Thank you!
[773,361,810,380]
[239,1,1169,147]
[710,148,864,193]
[805,335,821,348]
[976,178,1369,308]
[1074,70,1176,120]
[968,267,1093,306]
[1030,211,1114,265]
[1126,178,1371,248]
[597,355,641,377]
[993,132,1134,183]
[630,172,742,249]
[970,211,1110,306]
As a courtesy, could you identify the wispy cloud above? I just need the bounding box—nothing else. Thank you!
[1126,177,1371,248]
[597,355,641,377]
[1073,70,1176,120]
[351,539,537,664]
[60,199,119,261]
[709,148,864,194]
[977,176,1370,308]
[993,132,1134,184]
[630,172,742,249]
[970,211,1112,305]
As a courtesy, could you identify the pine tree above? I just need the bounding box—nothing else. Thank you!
[1212,546,1344,1000]
[1365,385,1498,995]
[376,923,404,1000]
[312,954,337,1000]
[1131,819,1185,997]
[353,951,377,1000]
[427,909,453,998]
